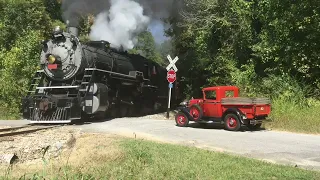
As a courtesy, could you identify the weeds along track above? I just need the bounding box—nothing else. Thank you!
[0,124,64,138]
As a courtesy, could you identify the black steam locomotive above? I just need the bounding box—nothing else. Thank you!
[21,26,179,123]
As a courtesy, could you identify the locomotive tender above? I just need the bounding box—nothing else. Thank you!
[21,26,178,123]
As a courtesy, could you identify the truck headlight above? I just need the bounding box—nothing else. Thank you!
[179,101,189,106]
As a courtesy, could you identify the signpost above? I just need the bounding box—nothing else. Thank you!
[166,55,179,119]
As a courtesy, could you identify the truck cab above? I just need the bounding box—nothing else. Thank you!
[175,86,271,131]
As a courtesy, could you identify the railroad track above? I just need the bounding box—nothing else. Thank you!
[0,124,64,138]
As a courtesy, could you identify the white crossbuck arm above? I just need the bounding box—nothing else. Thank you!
[166,55,179,72]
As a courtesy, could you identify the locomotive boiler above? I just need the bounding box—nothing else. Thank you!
[21,26,179,123]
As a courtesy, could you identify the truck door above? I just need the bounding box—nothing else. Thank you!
[202,90,220,118]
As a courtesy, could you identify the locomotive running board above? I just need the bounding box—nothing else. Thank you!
[36,86,79,89]
[85,68,150,81]
[29,120,72,124]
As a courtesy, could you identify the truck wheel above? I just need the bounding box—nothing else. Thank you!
[189,104,203,121]
[224,114,241,131]
[175,112,189,127]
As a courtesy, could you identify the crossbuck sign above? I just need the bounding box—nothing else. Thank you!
[166,55,179,72]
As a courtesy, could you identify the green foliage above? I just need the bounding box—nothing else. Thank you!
[0,31,43,118]
[0,0,55,118]
[266,97,320,134]
[43,0,63,21]
[253,0,320,90]
[78,15,94,42]
[166,0,256,98]
[156,39,173,60]
[128,31,164,65]
[167,0,320,100]
[0,0,53,50]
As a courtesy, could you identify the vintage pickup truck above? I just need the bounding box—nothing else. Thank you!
[175,86,271,131]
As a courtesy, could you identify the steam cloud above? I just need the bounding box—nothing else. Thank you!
[89,0,150,50]
[61,0,177,49]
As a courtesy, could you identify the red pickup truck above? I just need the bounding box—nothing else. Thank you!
[175,86,271,131]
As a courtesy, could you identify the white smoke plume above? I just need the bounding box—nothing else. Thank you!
[61,0,181,49]
[89,0,150,50]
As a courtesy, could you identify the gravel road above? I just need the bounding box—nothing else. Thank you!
[1,118,320,171]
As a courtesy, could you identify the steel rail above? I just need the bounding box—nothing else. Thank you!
[0,125,63,138]
[0,124,33,133]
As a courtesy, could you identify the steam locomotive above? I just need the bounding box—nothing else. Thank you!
[21,26,180,124]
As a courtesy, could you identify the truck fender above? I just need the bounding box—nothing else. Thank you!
[222,108,245,125]
[176,106,195,121]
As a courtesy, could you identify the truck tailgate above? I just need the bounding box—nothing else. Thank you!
[254,104,271,116]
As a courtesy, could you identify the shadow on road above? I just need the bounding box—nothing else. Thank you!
[186,122,267,132]
[71,110,169,126]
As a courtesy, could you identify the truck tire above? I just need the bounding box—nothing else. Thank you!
[175,112,189,127]
[224,113,241,131]
[189,104,203,121]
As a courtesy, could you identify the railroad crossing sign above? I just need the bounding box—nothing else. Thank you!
[166,54,179,119]
[167,70,176,83]
[166,55,179,72]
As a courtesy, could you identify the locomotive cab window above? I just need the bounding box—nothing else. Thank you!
[144,63,150,79]
[152,65,157,75]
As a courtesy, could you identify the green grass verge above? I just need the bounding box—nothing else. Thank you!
[3,138,320,180]
[0,107,20,120]
[265,98,320,134]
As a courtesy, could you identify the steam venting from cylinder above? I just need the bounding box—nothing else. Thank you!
[61,0,181,50]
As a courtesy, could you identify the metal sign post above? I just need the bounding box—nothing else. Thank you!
[167,83,173,119]
[166,55,179,119]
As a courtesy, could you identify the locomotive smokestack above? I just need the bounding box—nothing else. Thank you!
[67,27,79,37]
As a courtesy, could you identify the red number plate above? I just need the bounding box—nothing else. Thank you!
[47,64,58,70]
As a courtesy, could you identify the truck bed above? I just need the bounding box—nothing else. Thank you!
[221,97,271,105]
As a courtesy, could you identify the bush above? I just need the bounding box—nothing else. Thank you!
[267,97,320,134]
[0,0,55,119]
[231,64,320,133]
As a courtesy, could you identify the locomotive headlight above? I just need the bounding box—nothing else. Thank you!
[47,55,56,64]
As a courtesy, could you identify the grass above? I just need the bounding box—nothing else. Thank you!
[264,98,320,134]
[0,107,20,120]
[1,134,320,180]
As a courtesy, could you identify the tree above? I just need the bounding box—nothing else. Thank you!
[0,0,55,118]
[156,39,173,60]
[165,0,254,98]
[129,31,164,65]
[253,0,320,92]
